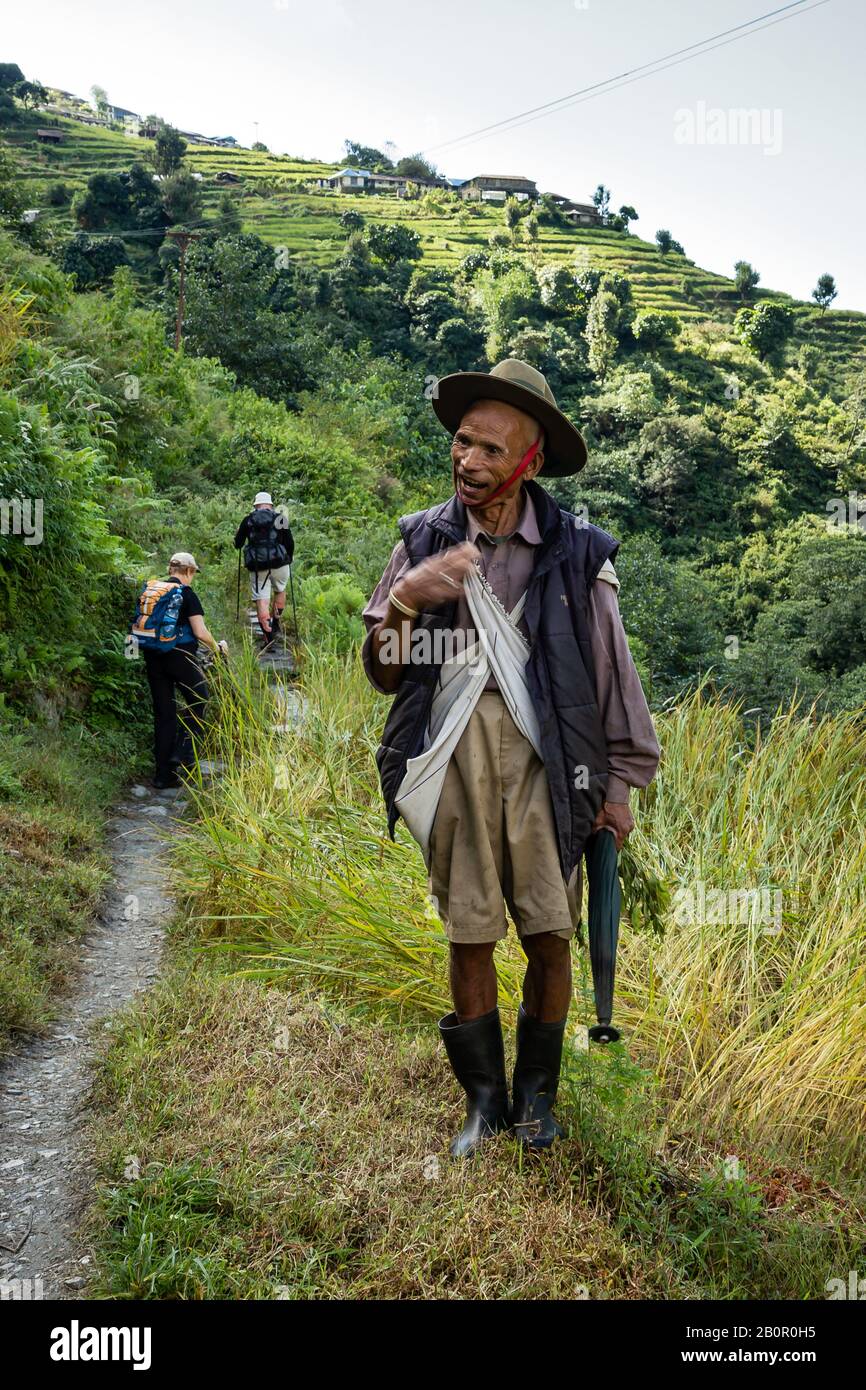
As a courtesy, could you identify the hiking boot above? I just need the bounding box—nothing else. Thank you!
[511,1004,567,1150]
[438,1007,511,1158]
[152,772,180,790]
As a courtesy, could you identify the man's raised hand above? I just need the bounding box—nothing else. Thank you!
[392,542,478,613]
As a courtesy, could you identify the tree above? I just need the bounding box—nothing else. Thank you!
[538,263,576,313]
[344,140,393,171]
[365,222,421,265]
[435,316,485,370]
[459,249,489,280]
[60,232,128,288]
[610,204,638,232]
[655,228,685,256]
[395,153,438,180]
[504,197,524,230]
[72,172,127,229]
[160,168,202,226]
[585,290,618,380]
[169,232,312,401]
[735,301,794,362]
[90,84,109,119]
[734,260,760,302]
[12,80,47,109]
[408,289,458,338]
[251,141,268,152]
[0,142,26,231]
[339,208,365,235]
[73,164,167,234]
[0,92,18,127]
[216,190,242,234]
[812,273,837,314]
[0,65,26,91]
[592,184,611,221]
[633,309,680,351]
[151,124,186,176]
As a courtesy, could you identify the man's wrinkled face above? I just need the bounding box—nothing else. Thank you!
[451,399,544,507]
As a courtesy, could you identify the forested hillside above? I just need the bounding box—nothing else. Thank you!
[3,102,866,720]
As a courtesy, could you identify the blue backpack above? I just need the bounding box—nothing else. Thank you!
[131,577,193,651]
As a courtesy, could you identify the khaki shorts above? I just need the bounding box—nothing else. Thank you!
[429,691,581,944]
[250,564,291,602]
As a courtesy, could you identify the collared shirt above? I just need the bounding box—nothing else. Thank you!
[361,490,660,803]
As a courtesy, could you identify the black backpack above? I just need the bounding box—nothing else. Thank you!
[242,507,292,572]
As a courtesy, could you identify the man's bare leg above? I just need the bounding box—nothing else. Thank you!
[520,932,572,1021]
[255,596,271,635]
[449,941,498,1021]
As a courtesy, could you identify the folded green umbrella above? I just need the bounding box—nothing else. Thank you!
[584,827,622,1043]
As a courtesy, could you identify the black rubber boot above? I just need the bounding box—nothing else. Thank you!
[511,1004,567,1150]
[438,1007,511,1158]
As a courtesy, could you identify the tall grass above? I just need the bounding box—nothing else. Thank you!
[177,644,866,1175]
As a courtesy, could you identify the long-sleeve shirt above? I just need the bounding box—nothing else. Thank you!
[361,490,660,804]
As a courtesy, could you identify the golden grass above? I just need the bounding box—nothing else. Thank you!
[177,644,866,1178]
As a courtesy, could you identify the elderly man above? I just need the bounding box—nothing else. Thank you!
[362,359,659,1156]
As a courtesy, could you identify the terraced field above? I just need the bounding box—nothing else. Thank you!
[8,113,866,368]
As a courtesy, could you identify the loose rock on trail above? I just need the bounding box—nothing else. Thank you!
[0,784,183,1298]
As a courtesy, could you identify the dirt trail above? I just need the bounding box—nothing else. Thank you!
[0,782,184,1298]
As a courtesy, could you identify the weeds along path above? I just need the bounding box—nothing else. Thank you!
[0,782,185,1298]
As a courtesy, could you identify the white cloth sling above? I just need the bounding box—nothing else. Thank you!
[394,566,542,866]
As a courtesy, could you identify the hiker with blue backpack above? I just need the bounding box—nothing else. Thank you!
[131,551,228,789]
[233,491,295,644]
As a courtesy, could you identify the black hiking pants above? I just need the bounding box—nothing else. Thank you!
[143,647,210,779]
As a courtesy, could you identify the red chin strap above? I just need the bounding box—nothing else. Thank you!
[462,436,542,507]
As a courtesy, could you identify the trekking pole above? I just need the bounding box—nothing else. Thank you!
[236,549,242,622]
[288,563,299,638]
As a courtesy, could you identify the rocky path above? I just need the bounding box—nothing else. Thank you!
[0,782,184,1299]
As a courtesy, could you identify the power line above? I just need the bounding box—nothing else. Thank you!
[421,0,830,160]
[47,209,250,240]
[438,0,831,160]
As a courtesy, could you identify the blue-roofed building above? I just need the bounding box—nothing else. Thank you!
[314,167,452,196]
[314,167,373,191]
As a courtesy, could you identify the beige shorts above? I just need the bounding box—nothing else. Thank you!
[250,564,291,602]
[428,691,581,944]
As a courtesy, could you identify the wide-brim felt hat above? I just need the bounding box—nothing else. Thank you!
[431,357,588,476]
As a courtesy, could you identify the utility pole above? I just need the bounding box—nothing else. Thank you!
[166,229,199,350]
[253,120,259,147]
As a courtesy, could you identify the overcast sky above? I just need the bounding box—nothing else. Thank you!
[7,0,865,308]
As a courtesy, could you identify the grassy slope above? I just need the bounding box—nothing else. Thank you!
[81,646,866,1301]
[88,969,862,1300]
[9,114,866,372]
[0,724,136,1049]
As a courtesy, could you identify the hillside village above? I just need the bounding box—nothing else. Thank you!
[30,82,606,224]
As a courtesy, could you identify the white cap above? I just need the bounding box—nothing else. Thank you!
[169,551,200,572]
[254,491,273,506]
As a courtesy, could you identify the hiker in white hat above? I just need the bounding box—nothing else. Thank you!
[233,492,295,643]
[362,359,660,1156]
[130,551,228,788]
